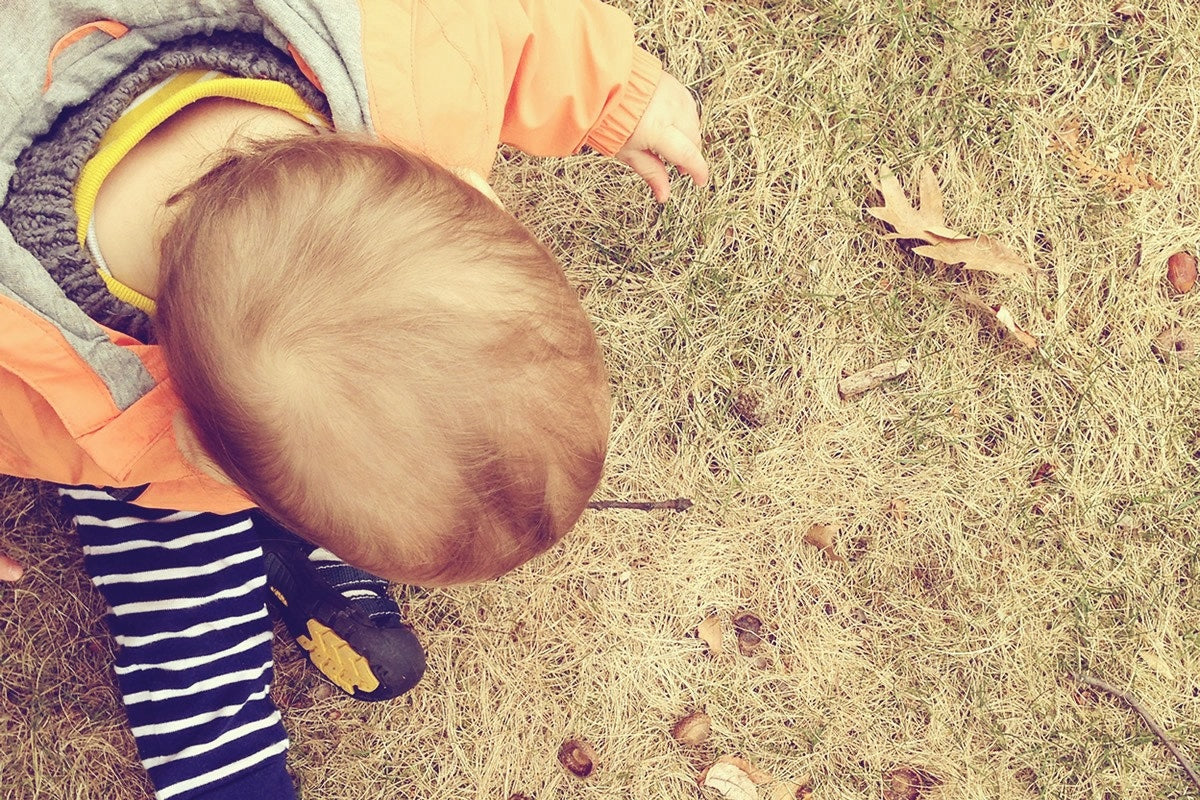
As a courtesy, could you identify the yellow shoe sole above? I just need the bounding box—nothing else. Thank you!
[296,619,381,695]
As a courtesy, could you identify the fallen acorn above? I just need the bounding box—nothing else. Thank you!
[671,711,712,746]
[557,739,598,778]
[1167,251,1197,294]
[732,612,766,657]
[883,766,942,800]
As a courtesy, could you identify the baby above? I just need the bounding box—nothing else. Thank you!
[0,1,706,797]
[157,132,612,585]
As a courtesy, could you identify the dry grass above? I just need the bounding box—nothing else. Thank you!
[4,0,1200,797]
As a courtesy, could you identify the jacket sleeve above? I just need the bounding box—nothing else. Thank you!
[490,0,662,157]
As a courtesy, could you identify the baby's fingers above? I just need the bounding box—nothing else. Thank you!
[619,149,672,203]
[656,126,709,190]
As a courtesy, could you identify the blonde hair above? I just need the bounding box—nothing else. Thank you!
[156,135,609,584]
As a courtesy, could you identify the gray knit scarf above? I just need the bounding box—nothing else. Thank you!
[0,31,329,343]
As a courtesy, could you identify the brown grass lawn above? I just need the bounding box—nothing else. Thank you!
[4,0,1200,797]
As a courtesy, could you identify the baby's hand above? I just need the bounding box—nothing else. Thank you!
[615,73,709,203]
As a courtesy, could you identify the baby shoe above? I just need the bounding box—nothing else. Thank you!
[255,514,426,701]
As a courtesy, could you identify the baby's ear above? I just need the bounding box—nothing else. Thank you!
[172,412,235,486]
[448,166,504,208]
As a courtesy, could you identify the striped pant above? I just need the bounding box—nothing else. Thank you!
[60,487,294,800]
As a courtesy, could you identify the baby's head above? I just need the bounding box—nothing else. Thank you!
[156,135,609,585]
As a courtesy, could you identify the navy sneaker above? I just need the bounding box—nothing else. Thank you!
[254,514,425,701]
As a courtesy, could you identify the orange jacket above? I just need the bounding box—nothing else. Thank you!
[0,0,660,512]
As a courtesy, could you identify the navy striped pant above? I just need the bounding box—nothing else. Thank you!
[60,487,294,800]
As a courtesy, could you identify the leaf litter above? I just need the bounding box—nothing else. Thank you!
[1048,117,1163,196]
[867,166,1033,277]
[869,164,1040,351]
[699,755,810,800]
[955,292,1039,350]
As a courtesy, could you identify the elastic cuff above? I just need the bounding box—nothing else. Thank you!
[185,754,296,800]
[583,47,663,156]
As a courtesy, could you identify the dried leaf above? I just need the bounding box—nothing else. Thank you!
[1139,648,1175,679]
[1049,119,1163,196]
[994,306,1038,348]
[732,612,767,657]
[701,757,775,786]
[956,293,1039,349]
[1167,252,1197,294]
[887,498,908,526]
[867,165,962,241]
[869,167,1032,276]
[917,164,945,227]
[912,233,1032,277]
[803,524,845,562]
[766,782,811,800]
[672,711,713,746]
[764,787,798,800]
[557,739,597,778]
[701,762,759,800]
[699,757,808,800]
[697,615,724,655]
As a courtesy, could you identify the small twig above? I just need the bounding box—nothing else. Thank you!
[837,358,911,398]
[586,498,694,512]
[1069,672,1200,794]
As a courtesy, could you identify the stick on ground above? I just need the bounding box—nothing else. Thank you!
[586,498,694,512]
[1068,672,1200,794]
[837,358,911,398]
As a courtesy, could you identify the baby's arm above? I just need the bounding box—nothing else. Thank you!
[492,0,707,200]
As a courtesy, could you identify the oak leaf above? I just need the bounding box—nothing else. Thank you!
[912,233,1033,277]
[868,166,1032,277]
[868,166,962,241]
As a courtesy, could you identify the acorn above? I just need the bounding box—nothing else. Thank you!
[557,739,597,778]
[732,612,766,656]
[1167,251,1197,294]
[670,711,712,746]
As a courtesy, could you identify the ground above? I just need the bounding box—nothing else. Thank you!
[3,0,1200,797]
